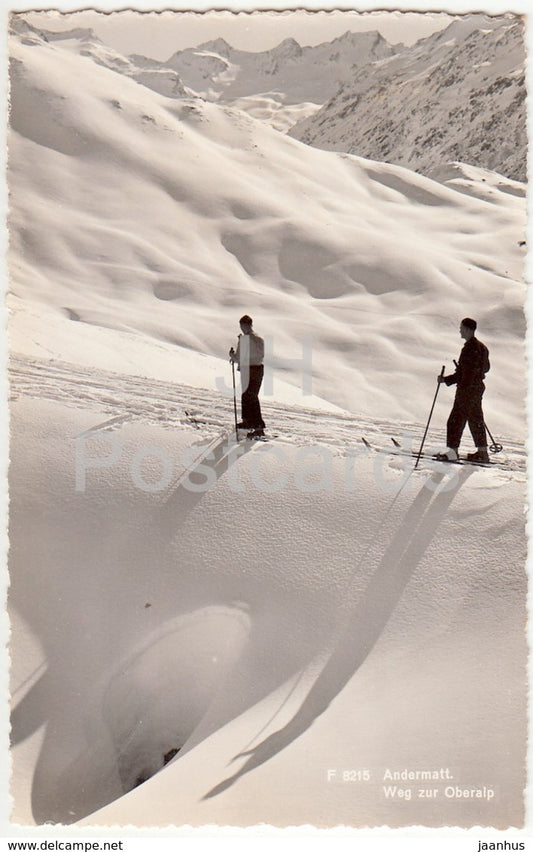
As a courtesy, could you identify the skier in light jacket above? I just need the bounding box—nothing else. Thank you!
[229,314,266,438]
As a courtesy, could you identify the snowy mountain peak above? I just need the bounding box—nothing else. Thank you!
[48,26,99,43]
[269,37,303,60]
[197,37,233,57]
[332,28,385,45]
[165,28,395,106]
[428,13,501,43]
[9,15,101,47]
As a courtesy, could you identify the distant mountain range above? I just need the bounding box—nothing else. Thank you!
[289,16,526,182]
[10,13,526,180]
[159,30,396,104]
[137,14,526,181]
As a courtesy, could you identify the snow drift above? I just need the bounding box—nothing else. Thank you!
[7,21,527,436]
[9,392,527,827]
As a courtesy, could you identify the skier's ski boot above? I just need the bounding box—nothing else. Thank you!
[433,448,459,462]
[467,449,490,463]
[247,428,265,439]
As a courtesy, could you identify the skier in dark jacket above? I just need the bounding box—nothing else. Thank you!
[436,317,491,463]
[229,314,266,438]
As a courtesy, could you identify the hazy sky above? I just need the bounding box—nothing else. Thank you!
[23,9,456,60]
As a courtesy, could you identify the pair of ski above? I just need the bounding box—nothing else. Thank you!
[185,412,509,467]
[185,410,279,442]
[362,437,507,469]
[185,411,273,441]
[236,427,276,442]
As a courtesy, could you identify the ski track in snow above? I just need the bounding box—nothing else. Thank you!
[9,354,526,474]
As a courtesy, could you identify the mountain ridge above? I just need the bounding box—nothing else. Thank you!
[289,16,526,181]
[163,29,397,104]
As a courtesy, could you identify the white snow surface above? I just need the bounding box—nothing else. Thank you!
[8,373,527,827]
[221,93,321,134]
[8,22,527,436]
[6,17,528,830]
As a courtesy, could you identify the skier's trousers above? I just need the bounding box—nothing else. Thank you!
[447,385,487,449]
[241,365,265,429]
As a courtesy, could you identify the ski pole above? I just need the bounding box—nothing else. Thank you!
[484,422,503,454]
[229,348,239,441]
[415,366,445,469]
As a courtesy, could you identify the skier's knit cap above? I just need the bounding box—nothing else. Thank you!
[462,317,477,331]
[240,314,253,325]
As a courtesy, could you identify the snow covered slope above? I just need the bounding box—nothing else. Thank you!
[290,15,526,182]
[211,92,321,134]
[8,23,527,437]
[10,16,188,99]
[8,380,527,827]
